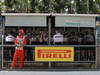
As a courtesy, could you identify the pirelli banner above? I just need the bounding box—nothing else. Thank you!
[35,47,74,62]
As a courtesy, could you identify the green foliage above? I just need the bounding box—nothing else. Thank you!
[0,1,5,12]
[1,0,100,14]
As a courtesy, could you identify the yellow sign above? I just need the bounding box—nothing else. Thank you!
[35,47,74,61]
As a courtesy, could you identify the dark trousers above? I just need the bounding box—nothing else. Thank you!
[4,42,14,60]
[25,47,33,61]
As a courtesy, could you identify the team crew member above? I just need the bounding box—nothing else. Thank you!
[83,32,94,45]
[39,30,45,44]
[53,31,63,45]
[5,32,15,60]
[25,29,33,60]
[11,29,26,68]
[5,32,15,44]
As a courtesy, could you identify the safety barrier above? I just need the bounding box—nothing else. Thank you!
[0,44,97,71]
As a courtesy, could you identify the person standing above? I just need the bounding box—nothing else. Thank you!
[83,32,94,45]
[5,32,15,60]
[25,29,33,61]
[5,32,15,44]
[11,29,26,68]
[39,30,45,44]
[53,31,63,45]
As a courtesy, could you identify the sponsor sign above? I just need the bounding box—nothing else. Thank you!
[35,47,74,61]
[55,16,95,27]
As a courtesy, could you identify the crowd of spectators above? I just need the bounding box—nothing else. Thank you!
[4,28,95,45]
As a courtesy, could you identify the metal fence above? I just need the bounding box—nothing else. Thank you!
[0,15,99,71]
[0,44,97,71]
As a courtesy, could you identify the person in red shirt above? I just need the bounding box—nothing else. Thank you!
[11,29,26,68]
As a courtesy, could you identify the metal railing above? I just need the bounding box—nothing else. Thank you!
[0,44,97,71]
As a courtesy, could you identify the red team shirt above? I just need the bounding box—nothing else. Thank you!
[15,35,26,50]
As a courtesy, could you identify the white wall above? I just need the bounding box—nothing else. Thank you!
[5,16,46,27]
[0,71,100,75]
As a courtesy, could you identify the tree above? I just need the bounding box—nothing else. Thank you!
[30,0,36,13]
[53,0,65,13]
[0,1,5,13]
[88,0,94,13]
[76,0,83,13]
[95,0,100,14]
[3,0,100,14]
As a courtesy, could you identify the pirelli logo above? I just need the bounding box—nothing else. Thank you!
[35,47,74,61]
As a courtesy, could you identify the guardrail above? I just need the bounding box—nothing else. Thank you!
[0,44,97,71]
